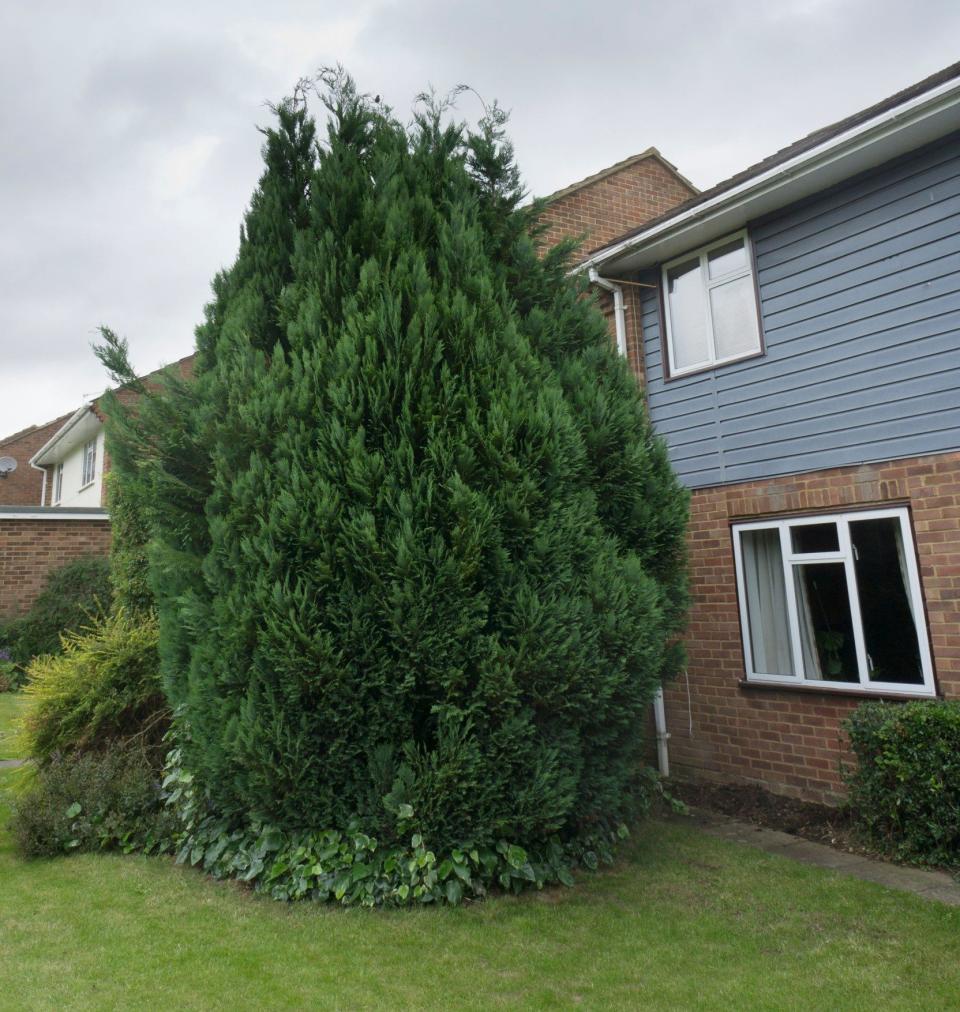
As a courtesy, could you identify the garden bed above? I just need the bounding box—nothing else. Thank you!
[670,780,880,860]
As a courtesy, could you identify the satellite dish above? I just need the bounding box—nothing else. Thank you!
[0,456,17,477]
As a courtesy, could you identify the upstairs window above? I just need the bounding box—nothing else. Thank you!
[662,230,762,377]
[81,438,97,488]
[53,462,63,504]
[732,508,935,696]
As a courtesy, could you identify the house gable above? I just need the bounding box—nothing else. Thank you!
[536,148,697,253]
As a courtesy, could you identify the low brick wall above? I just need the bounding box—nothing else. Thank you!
[665,450,960,804]
[0,517,111,619]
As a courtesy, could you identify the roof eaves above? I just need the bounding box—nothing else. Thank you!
[579,59,960,268]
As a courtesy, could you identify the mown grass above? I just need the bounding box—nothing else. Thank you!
[1,697,959,1010]
[0,692,27,759]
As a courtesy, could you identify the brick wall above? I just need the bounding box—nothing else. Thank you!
[665,451,960,804]
[0,518,111,619]
[0,414,71,508]
[537,151,696,254]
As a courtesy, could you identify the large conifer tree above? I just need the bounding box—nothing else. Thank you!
[103,76,687,857]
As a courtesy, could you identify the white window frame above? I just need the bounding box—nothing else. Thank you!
[732,507,936,697]
[661,228,763,378]
[80,438,97,489]
[52,462,64,505]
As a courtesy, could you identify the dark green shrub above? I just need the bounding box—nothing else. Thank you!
[843,700,960,865]
[20,610,168,766]
[0,556,111,664]
[105,472,153,615]
[97,77,688,876]
[11,746,171,858]
[0,648,25,691]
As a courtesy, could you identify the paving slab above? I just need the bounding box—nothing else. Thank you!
[0,759,23,769]
[674,807,960,906]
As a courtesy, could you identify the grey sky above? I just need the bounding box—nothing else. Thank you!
[1,0,958,437]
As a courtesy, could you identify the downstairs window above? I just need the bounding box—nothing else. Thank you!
[732,508,935,695]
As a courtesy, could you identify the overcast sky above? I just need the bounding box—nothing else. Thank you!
[1,0,958,437]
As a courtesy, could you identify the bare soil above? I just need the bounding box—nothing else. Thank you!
[669,780,881,859]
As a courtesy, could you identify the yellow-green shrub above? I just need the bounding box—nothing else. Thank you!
[20,610,168,765]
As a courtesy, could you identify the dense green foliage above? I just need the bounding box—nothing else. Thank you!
[11,747,170,858]
[150,720,661,906]
[105,472,153,615]
[97,75,688,876]
[0,649,23,692]
[19,610,167,766]
[844,700,960,865]
[0,556,110,664]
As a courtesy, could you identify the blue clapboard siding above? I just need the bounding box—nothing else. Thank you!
[640,132,960,488]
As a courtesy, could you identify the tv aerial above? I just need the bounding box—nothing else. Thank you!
[0,456,18,478]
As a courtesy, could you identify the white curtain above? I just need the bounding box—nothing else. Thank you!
[794,568,823,679]
[742,530,794,675]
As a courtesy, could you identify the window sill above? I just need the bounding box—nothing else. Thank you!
[665,348,764,382]
[738,678,937,701]
[77,481,96,493]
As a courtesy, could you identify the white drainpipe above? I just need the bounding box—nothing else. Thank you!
[587,268,627,358]
[31,460,47,506]
[589,266,671,778]
[652,688,670,778]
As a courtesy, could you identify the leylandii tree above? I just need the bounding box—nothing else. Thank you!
[101,75,688,860]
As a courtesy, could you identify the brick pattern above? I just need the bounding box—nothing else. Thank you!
[664,452,960,804]
[0,414,71,508]
[537,155,695,255]
[0,519,112,618]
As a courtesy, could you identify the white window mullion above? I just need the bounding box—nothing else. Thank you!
[895,513,937,694]
[838,519,870,686]
[780,524,806,680]
[700,251,719,365]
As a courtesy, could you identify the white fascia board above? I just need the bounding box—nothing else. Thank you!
[0,509,109,521]
[578,77,960,276]
[29,404,99,467]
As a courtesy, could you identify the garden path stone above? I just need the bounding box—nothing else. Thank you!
[673,807,960,906]
[0,759,23,768]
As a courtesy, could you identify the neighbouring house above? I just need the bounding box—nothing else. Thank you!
[576,60,960,803]
[0,356,193,620]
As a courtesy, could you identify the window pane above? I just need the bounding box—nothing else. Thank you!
[666,258,710,370]
[709,275,761,361]
[850,517,923,685]
[741,529,794,675]
[791,523,839,554]
[793,563,859,682]
[708,238,748,279]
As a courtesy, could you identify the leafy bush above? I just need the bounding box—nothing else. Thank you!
[0,556,111,664]
[105,472,153,615]
[11,746,172,858]
[156,725,642,906]
[97,76,688,866]
[19,610,168,766]
[0,647,25,692]
[843,700,960,865]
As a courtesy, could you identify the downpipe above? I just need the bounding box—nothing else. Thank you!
[588,266,672,779]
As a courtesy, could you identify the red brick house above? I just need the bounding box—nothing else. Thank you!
[575,61,960,803]
[0,357,193,620]
[7,64,960,811]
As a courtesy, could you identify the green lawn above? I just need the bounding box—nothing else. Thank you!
[0,692,27,759]
[2,705,959,1010]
